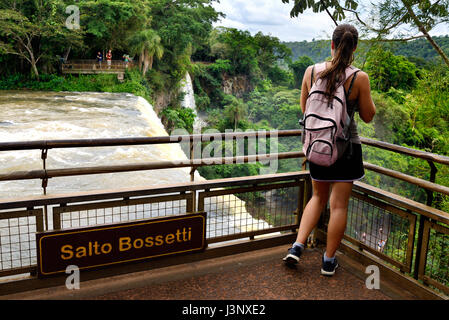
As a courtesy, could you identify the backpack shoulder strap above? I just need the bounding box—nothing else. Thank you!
[310,65,315,88]
[310,62,328,88]
[346,71,359,97]
[344,66,360,98]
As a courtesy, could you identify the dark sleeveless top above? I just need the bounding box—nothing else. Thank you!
[347,100,361,144]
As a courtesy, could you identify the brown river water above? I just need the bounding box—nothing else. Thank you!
[0,90,271,239]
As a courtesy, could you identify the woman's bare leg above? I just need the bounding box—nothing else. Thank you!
[325,181,353,258]
[295,180,331,245]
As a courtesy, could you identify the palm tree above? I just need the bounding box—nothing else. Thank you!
[224,98,248,130]
[128,29,164,76]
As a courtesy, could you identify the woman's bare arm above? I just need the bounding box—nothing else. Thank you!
[356,71,376,123]
[300,66,313,113]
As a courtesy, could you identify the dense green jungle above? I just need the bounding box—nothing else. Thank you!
[0,0,448,214]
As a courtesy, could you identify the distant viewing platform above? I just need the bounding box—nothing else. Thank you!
[61,60,135,80]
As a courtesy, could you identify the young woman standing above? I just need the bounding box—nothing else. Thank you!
[283,24,376,276]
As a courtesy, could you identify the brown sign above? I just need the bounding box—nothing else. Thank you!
[36,212,207,277]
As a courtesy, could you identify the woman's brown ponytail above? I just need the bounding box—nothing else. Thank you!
[319,24,358,98]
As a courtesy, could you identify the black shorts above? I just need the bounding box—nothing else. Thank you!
[309,143,365,182]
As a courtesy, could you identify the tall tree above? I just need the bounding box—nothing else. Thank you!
[147,0,222,85]
[128,29,164,76]
[365,45,418,92]
[289,55,314,89]
[223,97,248,130]
[78,0,147,53]
[0,0,83,79]
[253,32,292,73]
[281,0,449,68]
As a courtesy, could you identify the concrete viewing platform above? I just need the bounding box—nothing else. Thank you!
[2,243,430,301]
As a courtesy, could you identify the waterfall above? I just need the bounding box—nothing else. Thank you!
[180,72,206,133]
[178,75,274,235]
[0,90,272,236]
[0,90,276,279]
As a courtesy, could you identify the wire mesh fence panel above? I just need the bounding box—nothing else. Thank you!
[236,187,299,229]
[420,221,449,295]
[321,191,416,272]
[199,182,301,241]
[0,209,43,275]
[426,228,449,286]
[53,193,193,231]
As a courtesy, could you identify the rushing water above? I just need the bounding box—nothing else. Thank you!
[181,72,207,133]
[0,90,201,199]
[0,90,271,238]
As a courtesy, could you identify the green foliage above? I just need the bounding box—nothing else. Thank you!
[198,163,261,180]
[281,0,358,21]
[0,69,152,102]
[267,65,293,87]
[161,106,195,134]
[405,69,449,155]
[145,0,222,91]
[246,84,301,127]
[369,90,410,144]
[79,0,143,50]
[128,28,164,75]
[221,96,248,130]
[365,46,418,92]
[283,40,329,63]
[207,59,232,74]
[211,27,260,76]
[284,36,449,71]
[289,55,314,89]
[0,0,84,78]
[206,27,292,82]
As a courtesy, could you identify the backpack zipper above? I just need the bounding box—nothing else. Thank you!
[307,90,344,106]
[306,139,334,158]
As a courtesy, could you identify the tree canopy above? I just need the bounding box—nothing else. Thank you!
[281,0,449,67]
[0,0,83,79]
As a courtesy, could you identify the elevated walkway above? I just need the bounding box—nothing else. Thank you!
[0,130,448,301]
[61,59,135,81]
[0,239,442,300]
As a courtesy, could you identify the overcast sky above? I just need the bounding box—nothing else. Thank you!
[212,0,449,42]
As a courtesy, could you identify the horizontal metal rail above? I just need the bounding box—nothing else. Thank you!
[0,130,302,151]
[363,162,449,196]
[0,171,308,210]
[360,137,449,166]
[0,151,303,181]
[1,131,447,163]
[1,130,447,203]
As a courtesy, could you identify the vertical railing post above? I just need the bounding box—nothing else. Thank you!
[41,148,49,230]
[303,176,317,247]
[189,136,195,182]
[189,137,197,212]
[413,160,438,279]
[294,179,305,231]
[425,160,438,207]
[41,148,48,195]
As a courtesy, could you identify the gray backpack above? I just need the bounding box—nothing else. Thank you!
[300,62,360,167]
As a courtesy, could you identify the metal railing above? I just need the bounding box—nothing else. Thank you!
[0,130,448,296]
[61,59,135,73]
